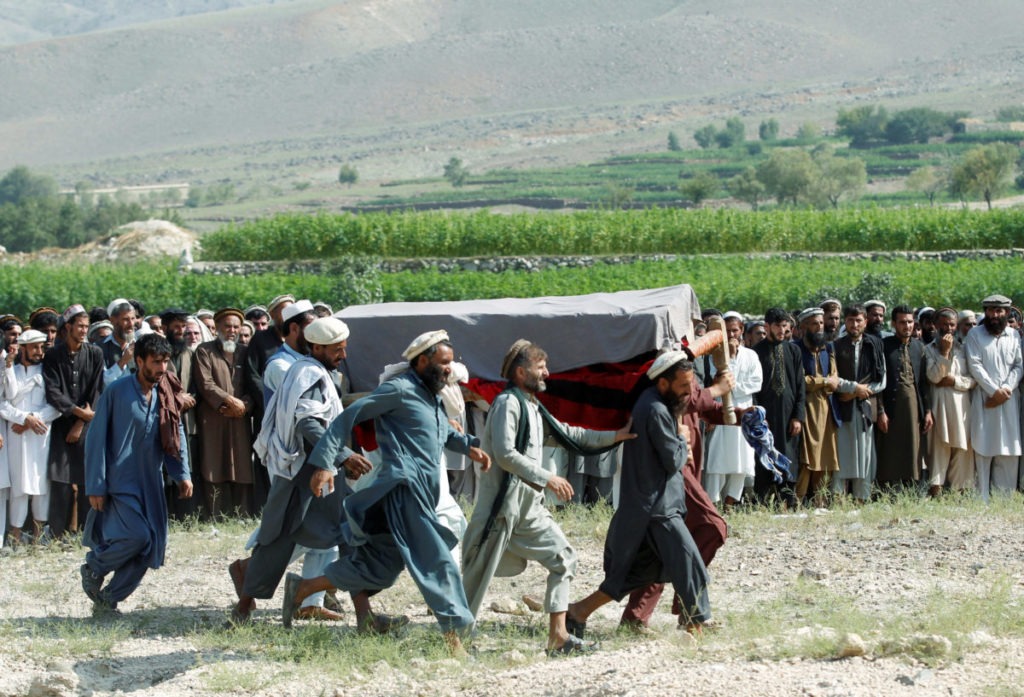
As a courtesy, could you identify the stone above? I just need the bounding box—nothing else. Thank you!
[799,568,828,581]
[908,634,952,657]
[27,673,77,697]
[836,633,867,658]
[499,650,529,666]
[489,597,527,615]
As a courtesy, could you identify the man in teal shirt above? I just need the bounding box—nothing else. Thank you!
[282,330,490,655]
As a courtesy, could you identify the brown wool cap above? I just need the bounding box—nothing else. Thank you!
[213,307,244,324]
[500,339,533,380]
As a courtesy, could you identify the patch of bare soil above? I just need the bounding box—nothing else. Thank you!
[2,496,1023,697]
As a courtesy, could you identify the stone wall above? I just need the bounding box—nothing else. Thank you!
[189,248,1024,276]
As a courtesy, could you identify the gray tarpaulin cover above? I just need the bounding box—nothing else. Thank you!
[337,285,701,392]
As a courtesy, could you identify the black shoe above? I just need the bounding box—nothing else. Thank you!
[565,614,587,640]
[91,596,121,618]
[323,590,344,613]
[282,573,301,629]
[358,612,410,635]
[80,563,103,603]
[546,634,597,658]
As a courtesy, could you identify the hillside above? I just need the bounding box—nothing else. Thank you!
[0,0,1021,189]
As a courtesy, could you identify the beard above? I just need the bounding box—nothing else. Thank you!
[523,374,547,393]
[420,362,448,394]
[220,338,237,353]
[984,315,1008,335]
[805,331,827,349]
[169,336,187,353]
[141,367,165,386]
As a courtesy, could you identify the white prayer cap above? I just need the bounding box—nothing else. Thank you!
[916,306,935,321]
[17,329,47,345]
[863,299,886,311]
[958,310,975,321]
[195,308,214,320]
[304,317,350,345]
[797,307,824,324]
[722,311,744,322]
[281,299,314,323]
[87,317,113,339]
[267,294,295,314]
[134,323,153,340]
[819,298,841,310]
[106,298,131,316]
[647,350,690,380]
[243,304,267,317]
[61,304,87,326]
[313,301,333,315]
[402,330,449,361]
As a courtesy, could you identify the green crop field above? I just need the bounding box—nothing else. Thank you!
[2,252,1017,319]
[202,207,1024,262]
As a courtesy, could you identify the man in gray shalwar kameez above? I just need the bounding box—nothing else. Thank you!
[461,340,633,655]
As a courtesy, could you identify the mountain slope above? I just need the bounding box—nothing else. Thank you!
[0,0,1021,178]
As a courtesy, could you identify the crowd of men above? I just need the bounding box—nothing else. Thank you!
[694,295,1021,509]
[0,290,1020,655]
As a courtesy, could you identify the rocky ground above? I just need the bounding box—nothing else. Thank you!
[1,495,1023,697]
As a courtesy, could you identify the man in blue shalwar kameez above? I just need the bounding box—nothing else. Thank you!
[281,330,491,655]
[80,333,192,615]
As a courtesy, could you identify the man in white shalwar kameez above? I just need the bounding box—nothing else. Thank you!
[703,312,762,506]
[925,308,975,494]
[964,294,1023,502]
[0,330,58,545]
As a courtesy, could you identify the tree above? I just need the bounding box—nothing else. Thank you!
[995,105,1024,122]
[884,107,963,144]
[836,105,888,148]
[809,146,867,208]
[185,187,203,208]
[0,166,59,206]
[715,117,745,148]
[727,167,766,210]
[693,125,717,149]
[756,149,815,205]
[758,119,779,142]
[949,143,1019,209]
[667,131,682,152]
[338,164,359,187]
[74,181,95,208]
[443,157,469,187]
[602,182,634,209]
[679,172,718,207]
[905,166,945,206]
[795,122,821,142]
